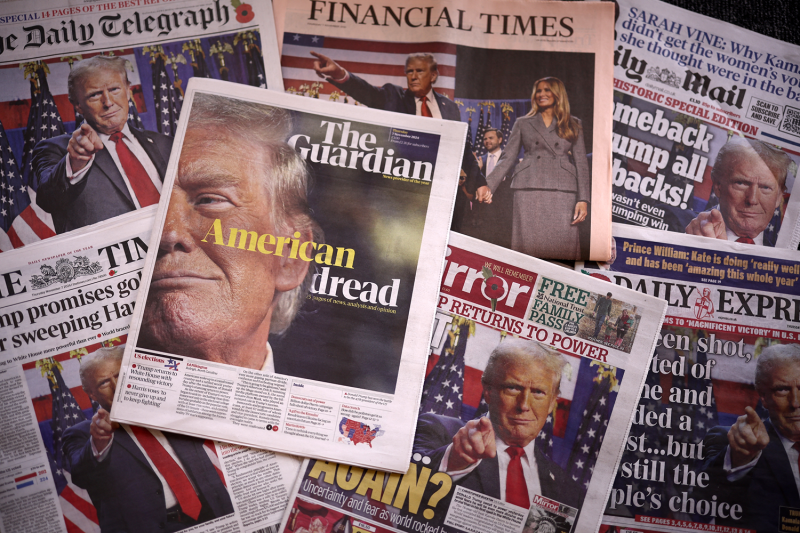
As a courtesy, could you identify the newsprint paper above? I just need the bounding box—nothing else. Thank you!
[609,0,800,250]
[0,209,301,533]
[277,232,668,533]
[581,224,800,533]
[274,0,615,262]
[0,0,282,251]
[110,78,466,473]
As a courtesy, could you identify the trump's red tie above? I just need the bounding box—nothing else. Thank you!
[109,132,160,207]
[420,96,433,118]
[735,237,755,244]
[130,426,202,520]
[506,446,530,508]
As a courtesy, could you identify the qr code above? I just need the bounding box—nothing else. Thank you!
[779,105,800,136]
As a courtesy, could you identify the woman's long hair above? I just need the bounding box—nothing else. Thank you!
[526,77,581,143]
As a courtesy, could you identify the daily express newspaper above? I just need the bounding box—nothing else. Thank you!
[0,0,282,251]
[109,78,466,473]
[277,232,668,533]
[274,0,615,262]
[580,224,800,533]
[609,0,800,250]
[0,210,301,533]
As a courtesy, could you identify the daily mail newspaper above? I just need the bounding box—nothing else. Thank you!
[0,210,301,533]
[277,232,667,533]
[0,0,282,251]
[581,224,800,533]
[274,0,615,262]
[609,0,800,250]
[109,78,466,473]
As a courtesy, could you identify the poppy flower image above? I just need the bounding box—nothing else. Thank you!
[236,3,254,23]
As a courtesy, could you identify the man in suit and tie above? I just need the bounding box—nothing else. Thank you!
[309,51,491,222]
[62,346,234,532]
[32,56,173,234]
[482,128,504,176]
[685,138,790,246]
[414,339,584,510]
[700,343,800,531]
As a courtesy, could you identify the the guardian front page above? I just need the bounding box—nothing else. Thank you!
[110,78,468,474]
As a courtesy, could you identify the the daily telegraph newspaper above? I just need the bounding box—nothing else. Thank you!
[277,232,668,533]
[0,0,283,251]
[109,78,465,473]
[274,0,615,262]
[610,0,800,250]
[0,210,301,533]
[580,225,800,533]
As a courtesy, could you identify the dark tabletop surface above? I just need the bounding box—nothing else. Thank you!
[660,0,798,45]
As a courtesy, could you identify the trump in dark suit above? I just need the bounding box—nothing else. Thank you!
[413,339,584,510]
[486,78,590,260]
[32,55,173,234]
[308,50,490,229]
[700,343,800,530]
[62,346,234,532]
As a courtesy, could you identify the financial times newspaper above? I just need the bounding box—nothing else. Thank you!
[581,224,800,533]
[110,78,466,473]
[0,210,301,533]
[609,0,800,250]
[274,0,615,262]
[277,232,667,533]
[0,0,282,251]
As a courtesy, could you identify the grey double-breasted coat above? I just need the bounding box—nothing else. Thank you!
[485,113,590,259]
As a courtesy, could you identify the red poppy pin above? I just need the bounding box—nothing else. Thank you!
[231,0,255,23]
[481,266,505,312]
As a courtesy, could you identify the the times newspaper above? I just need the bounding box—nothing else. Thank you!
[0,0,282,251]
[109,78,466,473]
[277,232,668,533]
[580,224,800,533]
[609,0,800,250]
[273,0,615,262]
[0,210,301,533]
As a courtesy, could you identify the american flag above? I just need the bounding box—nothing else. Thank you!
[536,410,556,460]
[281,33,456,101]
[500,103,514,151]
[474,106,487,159]
[0,119,55,251]
[237,31,266,89]
[183,40,211,79]
[567,360,617,492]
[39,359,100,533]
[419,318,470,419]
[21,63,66,191]
[149,51,182,136]
[465,109,475,156]
[127,97,145,131]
